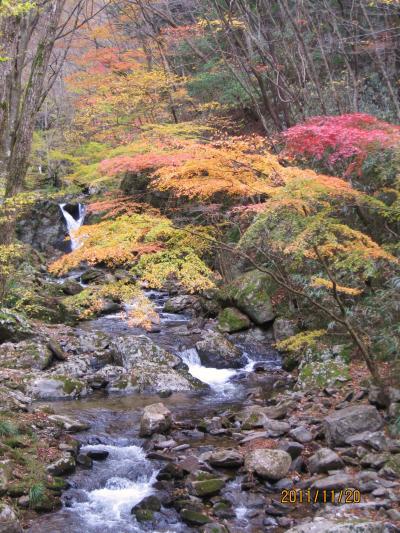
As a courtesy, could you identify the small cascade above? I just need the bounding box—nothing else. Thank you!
[60,203,86,251]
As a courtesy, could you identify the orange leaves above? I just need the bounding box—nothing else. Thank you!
[99,151,195,177]
[311,277,363,296]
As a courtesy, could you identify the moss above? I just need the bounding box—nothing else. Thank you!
[217,307,250,333]
[298,360,350,389]
[134,508,154,522]
[180,509,211,526]
[53,376,84,395]
[192,478,225,497]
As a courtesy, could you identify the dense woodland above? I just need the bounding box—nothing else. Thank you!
[1,0,400,530]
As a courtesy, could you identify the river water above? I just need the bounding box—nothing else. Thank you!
[27,291,281,533]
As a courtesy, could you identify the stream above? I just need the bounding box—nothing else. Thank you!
[27,292,281,532]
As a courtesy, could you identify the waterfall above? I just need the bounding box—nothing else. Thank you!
[59,203,86,251]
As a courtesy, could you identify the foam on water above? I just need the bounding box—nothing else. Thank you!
[71,444,157,531]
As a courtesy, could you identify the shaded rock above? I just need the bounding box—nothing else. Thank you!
[263,399,295,420]
[217,307,251,333]
[208,449,243,469]
[345,431,388,452]
[131,495,161,522]
[80,269,107,284]
[324,405,383,447]
[219,269,276,325]
[86,449,109,461]
[164,295,201,315]
[311,473,356,491]
[273,319,297,343]
[202,524,228,533]
[0,309,33,343]
[180,509,211,526]
[308,448,344,474]
[245,449,292,480]
[47,338,68,361]
[289,426,313,443]
[60,279,83,296]
[139,403,172,437]
[286,518,388,532]
[196,331,246,369]
[0,503,23,533]
[368,386,390,409]
[46,454,76,476]
[48,415,89,433]
[279,441,304,459]
[76,453,93,468]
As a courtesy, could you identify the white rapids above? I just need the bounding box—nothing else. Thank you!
[60,203,86,251]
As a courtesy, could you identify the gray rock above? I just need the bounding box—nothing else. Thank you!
[208,449,244,468]
[196,331,245,369]
[245,449,292,480]
[279,441,304,459]
[308,448,344,473]
[217,307,251,333]
[264,418,290,436]
[345,431,388,452]
[29,377,86,400]
[0,503,23,533]
[285,518,388,532]
[220,269,276,325]
[368,386,390,408]
[0,339,53,371]
[48,415,90,433]
[139,403,172,437]
[0,309,33,343]
[46,454,76,476]
[60,279,83,296]
[324,405,383,447]
[273,319,297,343]
[163,295,201,314]
[311,473,357,490]
[289,426,313,443]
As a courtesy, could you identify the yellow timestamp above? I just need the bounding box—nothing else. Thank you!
[280,488,361,504]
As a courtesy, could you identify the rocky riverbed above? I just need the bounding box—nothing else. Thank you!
[1,284,400,533]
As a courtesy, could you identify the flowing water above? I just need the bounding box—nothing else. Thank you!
[28,290,281,533]
[59,203,86,251]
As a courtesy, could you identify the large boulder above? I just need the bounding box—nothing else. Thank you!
[286,518,387,533]
[219,270,276,325]
[195,331,246,369]
[324,405,384,447]
[139,403,172,437]
[111,335,204,392]
[0,339,52,371]
[0,310,33,343]
[245,448,291,480]
[217,307,251,333]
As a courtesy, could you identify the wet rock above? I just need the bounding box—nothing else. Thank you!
[219,269,276,325]
[131,495,161,522]
[86,449,109,461]
[164,295,201,314]
[196,331,246,369]
[285,518,388,532]
[0,503,23,533]
[217,307,251,333]
[156,463,186,481]
[245,449,292,480]
[208,449,244,468]
[48,415,90,433]
[139,403,172,437]
[289,426,313,443]
[180,509,211,526]
[76,453,93,468]
[46,454,76,476]
[0,309,33,343]
[308,448,344,473]
[323,405,383,447]
[202,523,228,533]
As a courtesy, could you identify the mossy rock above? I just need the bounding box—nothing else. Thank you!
[0,309,33,342]
[297,360,350,390]
[180,509,211,526]
[46,477,69,493]
[134,509,154,522]
[191,478,225,497]
[218,270,276,325]
[217,307,251,333]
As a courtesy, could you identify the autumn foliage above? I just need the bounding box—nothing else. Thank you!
[283,113,400,175]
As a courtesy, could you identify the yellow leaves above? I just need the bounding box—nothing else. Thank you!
[276,330,327,353]
[311,277,363,296]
